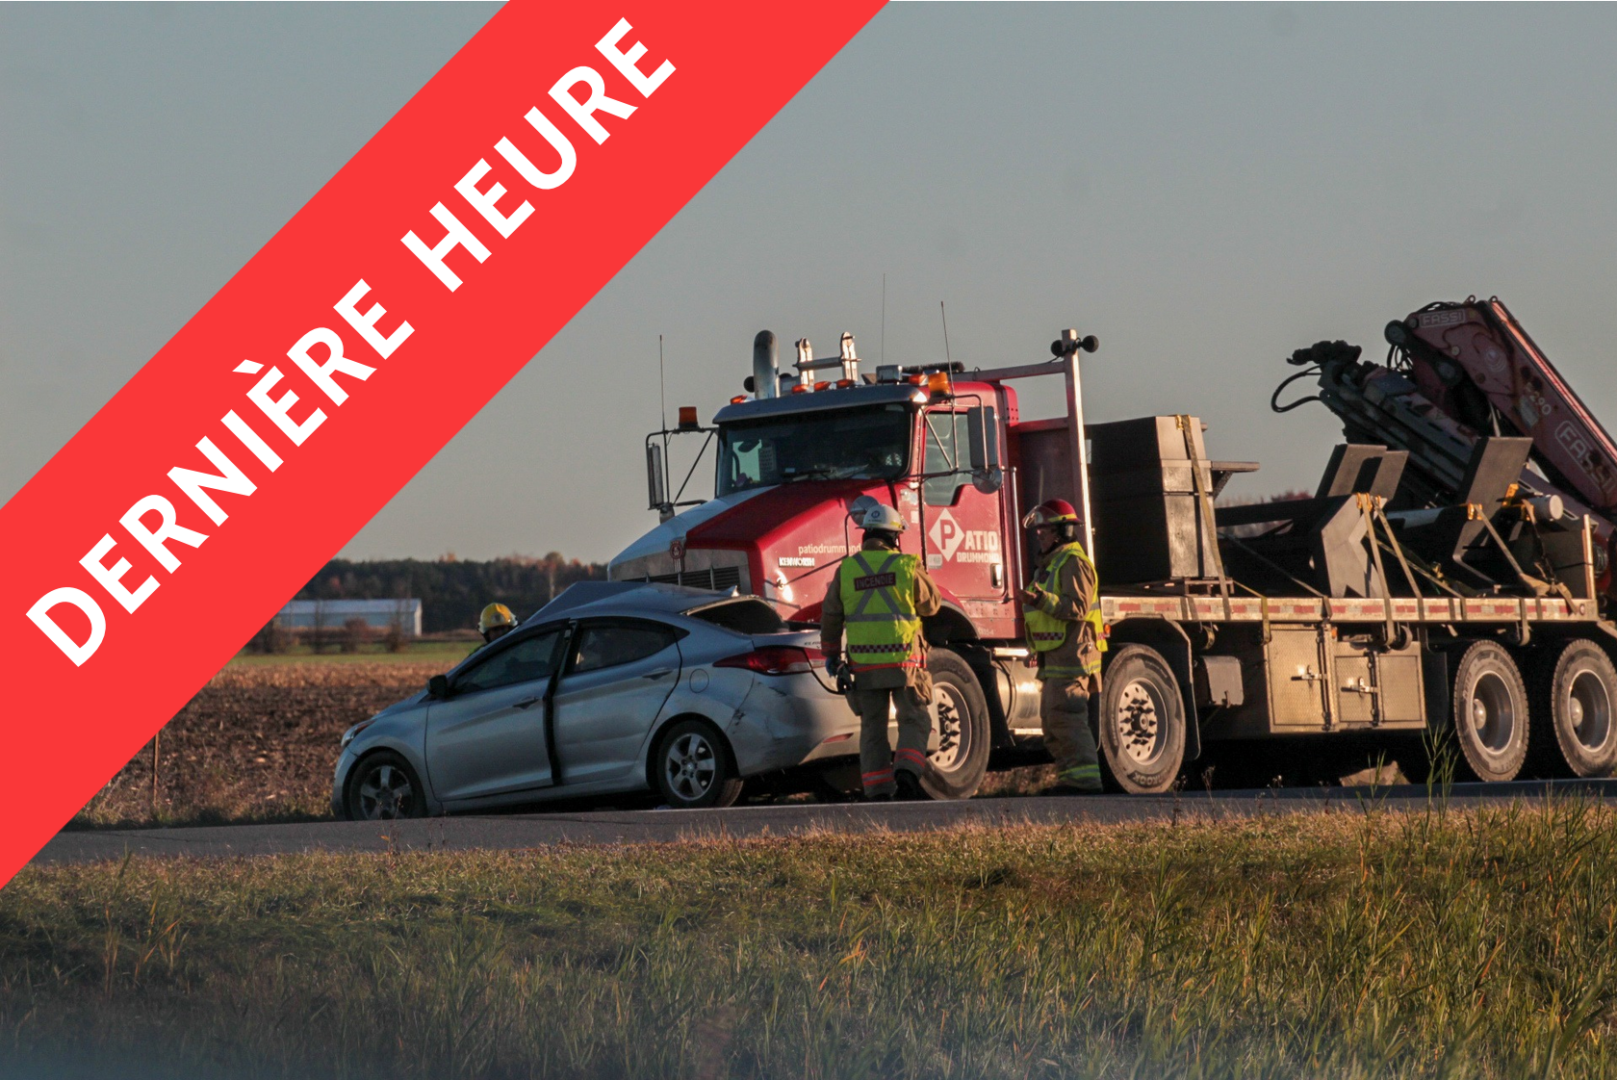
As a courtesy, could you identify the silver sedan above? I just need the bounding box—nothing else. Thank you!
[332,583,863,819]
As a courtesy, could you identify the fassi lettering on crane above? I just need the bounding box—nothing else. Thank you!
[25,17,674,667]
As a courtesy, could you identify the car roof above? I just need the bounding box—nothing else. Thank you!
[523,581,755,624]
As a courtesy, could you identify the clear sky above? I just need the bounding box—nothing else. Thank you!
[5,3,1617,564]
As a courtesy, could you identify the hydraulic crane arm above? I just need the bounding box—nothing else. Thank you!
[1388,298,1617,514]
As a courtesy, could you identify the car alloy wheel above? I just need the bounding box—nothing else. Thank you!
[664,731,719,802]
[348,752,424,821]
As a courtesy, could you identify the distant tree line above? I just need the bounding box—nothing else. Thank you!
[295,554,608,633]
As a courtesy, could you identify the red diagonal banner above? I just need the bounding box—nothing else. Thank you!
[0,1,884,886]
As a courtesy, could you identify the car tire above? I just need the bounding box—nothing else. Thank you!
[345,750,427,821]
[654,719,743,809]
[1098,645,1187,794]
[1449,640,1529,782]
[920,649,991,800]
[1527,638,1617,778]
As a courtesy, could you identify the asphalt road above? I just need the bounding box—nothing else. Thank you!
[33,778,1617,867]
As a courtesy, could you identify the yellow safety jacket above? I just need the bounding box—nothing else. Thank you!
[1024,541,1106,678]
[836,550,924,672]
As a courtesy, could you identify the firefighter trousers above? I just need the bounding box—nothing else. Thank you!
[850,685,933,796]
[1040,677,1103,791]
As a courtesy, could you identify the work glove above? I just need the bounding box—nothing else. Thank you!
[824,654,844,679]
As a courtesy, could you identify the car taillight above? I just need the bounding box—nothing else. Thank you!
[715,646,824,675]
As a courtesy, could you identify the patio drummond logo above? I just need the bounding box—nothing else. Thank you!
[0,0,885,888]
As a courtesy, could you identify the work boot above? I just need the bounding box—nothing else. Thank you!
[1039,764,1104,796]
[864,791,893,804]
[1037,781,1102,797]
[894,770,928,802]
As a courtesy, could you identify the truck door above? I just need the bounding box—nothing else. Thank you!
[425,626,564,801]
[551,618,685,786]
[920,406,1012,612]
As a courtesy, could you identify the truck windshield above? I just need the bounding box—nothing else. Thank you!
[717,404,912,495]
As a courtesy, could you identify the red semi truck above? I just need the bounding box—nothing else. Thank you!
[611,322,1615,797]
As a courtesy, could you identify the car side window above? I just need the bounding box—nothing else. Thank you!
[569,622,680,675]
[455,629,561,694]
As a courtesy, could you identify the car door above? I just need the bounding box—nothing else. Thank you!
[424,626,564,802]
[551,619,685,786]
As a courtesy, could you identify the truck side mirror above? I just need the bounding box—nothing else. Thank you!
[646,442,669,516]
[966,405,1003,493]
[428,674,450,700]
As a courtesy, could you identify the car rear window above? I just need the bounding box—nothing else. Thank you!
[689,598,786,634]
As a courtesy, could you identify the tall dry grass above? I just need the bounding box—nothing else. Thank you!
[5,798,1617,1078]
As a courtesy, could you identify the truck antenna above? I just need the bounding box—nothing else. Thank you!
[658,334,668,433]
[881,273,887,363]
[940,301,951,362]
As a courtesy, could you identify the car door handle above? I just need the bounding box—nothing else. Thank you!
[642,668,674,680]
[513,696,540,709]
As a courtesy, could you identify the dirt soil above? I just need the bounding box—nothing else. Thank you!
[73,663,440,829]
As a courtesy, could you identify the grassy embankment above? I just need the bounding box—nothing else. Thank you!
[7,800,1617,1078]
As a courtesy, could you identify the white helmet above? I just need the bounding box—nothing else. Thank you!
[860,504,906,533]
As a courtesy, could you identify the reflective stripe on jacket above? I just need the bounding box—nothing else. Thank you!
[837,550,924,671]
[1024,541,1106,678]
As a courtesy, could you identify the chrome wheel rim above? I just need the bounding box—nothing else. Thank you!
[356,762,414,820]
[928,681,968,772]
[665,732,717,802]
[1115,679,1164,766]
[1568,669,1613,753]
[1469,671,1517,758]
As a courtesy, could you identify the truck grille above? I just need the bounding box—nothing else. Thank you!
[641,566,744,591]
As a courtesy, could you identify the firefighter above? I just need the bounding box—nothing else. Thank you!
[821,503,942,801]
[1021,498,1107,794]
[477,602,518,645]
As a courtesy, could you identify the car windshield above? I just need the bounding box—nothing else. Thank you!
[717,404,912,495]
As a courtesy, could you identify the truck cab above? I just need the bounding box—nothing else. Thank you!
[611,360,1025,645]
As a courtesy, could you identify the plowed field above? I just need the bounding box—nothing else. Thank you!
[73,663,441,828]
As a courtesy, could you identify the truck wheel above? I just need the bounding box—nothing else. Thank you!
[921,649,991,800]
[1528,639,1617,778]
[1450,640,1529,782]
[1098,645,1187,794]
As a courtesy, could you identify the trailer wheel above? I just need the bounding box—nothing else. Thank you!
[920,649,990,800]
[1098,645,1186,794]
[1450,640,1529,782]
[1528,639,1617,778]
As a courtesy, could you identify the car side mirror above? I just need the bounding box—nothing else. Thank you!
[428,674,450,700]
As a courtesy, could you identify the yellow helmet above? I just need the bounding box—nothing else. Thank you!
[478,603,517,638]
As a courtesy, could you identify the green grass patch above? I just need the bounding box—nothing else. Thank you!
[5,802,1617,1078]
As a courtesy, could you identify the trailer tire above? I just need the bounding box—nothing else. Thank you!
[920,649,991,800]
[1449,640,1529,783]
[1098,645,1187,794]
[1528,639,1617,778]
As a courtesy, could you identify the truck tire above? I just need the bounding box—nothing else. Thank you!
[1449,640,1529,782]
[921,649,991,800]
[1527,639,1617,778]
[1098,645,1186,794]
